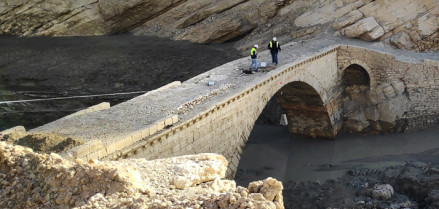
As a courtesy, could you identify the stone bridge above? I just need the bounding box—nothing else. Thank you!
[25,39,439,177]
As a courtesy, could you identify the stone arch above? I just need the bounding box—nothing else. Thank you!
[274,81,335,138]
[339,60,375,90]
[340,63,374,134]
[342,64,371,88]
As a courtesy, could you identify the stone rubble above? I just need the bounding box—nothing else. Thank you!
[0,142,284,209]
[176,84,234,115]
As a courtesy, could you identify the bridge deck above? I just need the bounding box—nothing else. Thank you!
[29,35,439,160]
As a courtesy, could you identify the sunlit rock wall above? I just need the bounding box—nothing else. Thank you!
[1,0,438,52]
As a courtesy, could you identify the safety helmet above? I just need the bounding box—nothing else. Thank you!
[273,37,277,41]
[254,44,258,48]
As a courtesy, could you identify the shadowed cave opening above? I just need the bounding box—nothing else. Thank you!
[255,81,334,138]
[342,64,370,87]
[275,81,334,139]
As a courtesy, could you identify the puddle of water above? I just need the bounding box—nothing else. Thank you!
[235,124,439,186]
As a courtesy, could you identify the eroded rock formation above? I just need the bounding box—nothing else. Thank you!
[300,0,439,51]
[1,0,438,51]
[341,81,409,134]
[0,142,284,208]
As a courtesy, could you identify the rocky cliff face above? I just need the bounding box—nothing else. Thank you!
[1,0,438,51]
[295,0,439,51]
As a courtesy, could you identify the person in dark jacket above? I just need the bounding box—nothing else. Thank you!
[249,44,259,72]
[268,37,281,65]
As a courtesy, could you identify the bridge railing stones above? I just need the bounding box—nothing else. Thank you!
[0,126,26,137]
[62,114,180,160]
[64,102,111,119]
[56,81,183,160]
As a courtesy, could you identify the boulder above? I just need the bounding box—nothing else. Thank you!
[372,184,394,200]
[343,119,370,132]
[172,153,228,189]
[391,80,406,95]
[332,10,364,30]
[382,84,397,98]
[359,0,432,33]
[390,32,415,49]
[342,16,381,38]
[417,14,439,36]
[361,25,385,41]
[364,106,380,121]
[295,0,370,28]
[248,177,284,207]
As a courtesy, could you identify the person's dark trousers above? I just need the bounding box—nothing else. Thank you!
[271,51,278,65]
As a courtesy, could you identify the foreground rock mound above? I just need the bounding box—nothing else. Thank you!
[0,142,283,208]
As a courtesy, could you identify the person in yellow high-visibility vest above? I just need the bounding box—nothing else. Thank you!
[268,37,281,65]
[249,44,258,72]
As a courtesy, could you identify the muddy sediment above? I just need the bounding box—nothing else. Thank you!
[284,162,439,209]
[0,35,242,131]
[236,124,439,208]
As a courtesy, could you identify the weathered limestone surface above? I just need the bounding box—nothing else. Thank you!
[390,32,415,49]
[341,16,380,38]
[0,0,290,44]
[332,10,364,30]
[0,0,186,36]
[2,0,438,51]
[0,142,284,208]
[296,0,439,50]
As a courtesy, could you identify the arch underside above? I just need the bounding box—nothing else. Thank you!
[275,81,335,138]
[343,64,370,87]
[341,63,375,134]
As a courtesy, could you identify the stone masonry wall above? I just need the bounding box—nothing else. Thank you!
[104,49,339,177]
[338,46,439,132]
[41,45,438,179]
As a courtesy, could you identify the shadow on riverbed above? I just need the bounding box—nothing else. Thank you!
[0,35,241,131]
[236,125,439,185]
